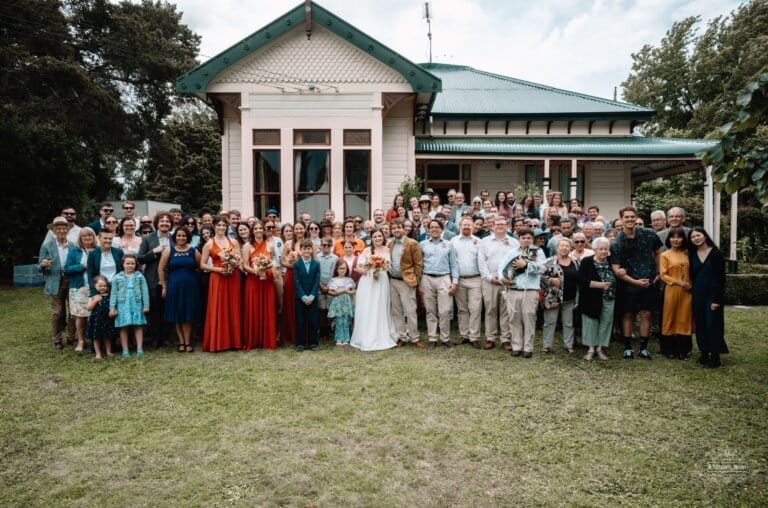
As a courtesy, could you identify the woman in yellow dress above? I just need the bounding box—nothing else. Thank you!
[659,227,693,360]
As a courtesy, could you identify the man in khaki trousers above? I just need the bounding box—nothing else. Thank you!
[388,219,424,348]
[419,220,459,347]
[451,217,483,348]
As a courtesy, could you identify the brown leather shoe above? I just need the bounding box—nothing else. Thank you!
[483,341,495,350]
[413,341,426,349]
[511,350,522,357]
[395,340,405,348]
[458,337,471,345]
[502,343,513,351]
[522,351,533,358]
[470,340,481,349]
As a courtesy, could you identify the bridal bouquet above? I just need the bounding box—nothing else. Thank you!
[251,254,272,279]
[220,246,242,275]
[363,254,391,280]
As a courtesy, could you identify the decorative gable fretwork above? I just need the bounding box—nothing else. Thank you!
[213,26,407,86]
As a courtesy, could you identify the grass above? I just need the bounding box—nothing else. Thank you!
[1,287,767,506]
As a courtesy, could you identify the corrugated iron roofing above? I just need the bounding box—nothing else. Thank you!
[415,136,717,157]
[420,63,654,117]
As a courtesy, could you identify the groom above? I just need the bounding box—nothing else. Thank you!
[388,219,424,348]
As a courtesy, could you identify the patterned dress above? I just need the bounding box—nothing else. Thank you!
[86,295,115,340]
[328,276,356,344]
[110,272,150,328]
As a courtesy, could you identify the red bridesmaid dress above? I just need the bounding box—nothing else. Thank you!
[243,240,278,350]
[202,239,243,352]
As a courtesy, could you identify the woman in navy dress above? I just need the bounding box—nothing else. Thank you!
[689,226,728,368]
[159,228,202,352]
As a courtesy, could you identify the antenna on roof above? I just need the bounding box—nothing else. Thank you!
[613,86,617,101]
[423,2,432,66]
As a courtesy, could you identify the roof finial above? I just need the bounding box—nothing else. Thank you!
[305,0,312,39]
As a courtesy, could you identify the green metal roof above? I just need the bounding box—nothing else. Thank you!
[176,2,441,94]
[415,136,716,157]
[419,63,654,121]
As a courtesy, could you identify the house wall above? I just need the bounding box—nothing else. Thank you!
[584,161,631,221]
[382,100,415,207]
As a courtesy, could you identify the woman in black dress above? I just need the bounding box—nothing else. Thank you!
[688,227,728,368]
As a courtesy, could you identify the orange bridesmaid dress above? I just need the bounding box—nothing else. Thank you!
[202,239,243,352]
[243,240,278,350]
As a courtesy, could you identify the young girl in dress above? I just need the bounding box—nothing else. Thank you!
[109,254,150,358]
[86,275,115,360]
[327,259,356,346]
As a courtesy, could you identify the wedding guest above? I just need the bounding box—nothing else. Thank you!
[199,216,243,352]
[279,223,298,345]
[388,219,424,348]
[498,227,546,358]
[569,232,594,263]
[333,219,365,257]
[242,220,278,350]
[689,227,728,368]
[44,206,81,244]
[495,191,513,219]
[87,202,114,235]
[109,254,150,358]
[341,239,361,286]
[659,227,693,360]
[39,216,77,350]
[451,216,483,348]
[138,216,154,236]
[541,238,577,354]
[316,238,338,341]
[183,215,201,249]
[294,239,321,352]
[63,227,97,352]
[420,220,459,347]
[578,238,617,361]
[113,217,142,255]
[327,259,356,346]
[87,229,124,292]
[137,211,173,349]
[86,275,115,360]
[158,227,202,353]
[478,216,518,350]
[386,194,406,222]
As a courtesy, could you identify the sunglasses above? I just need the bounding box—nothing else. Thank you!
[186,222,196,226]
[574,240,586,244]
[265,226,274,230]
[62,212,76,216]
[123,206,134,210]
[102,209,114,213]
[322,243,332,247]
[106,220,118,224]
[140,221,152,225]
[309,226,319,230]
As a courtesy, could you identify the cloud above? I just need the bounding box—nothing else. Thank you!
[175,0,742,99]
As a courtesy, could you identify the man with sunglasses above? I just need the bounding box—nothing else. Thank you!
[121,200,139,229]
[88,202,114,235]
[138,216,154,236]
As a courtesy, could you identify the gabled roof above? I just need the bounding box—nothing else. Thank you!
[416,136,715,157]
[420,63,654,121]
[176,1,441,94]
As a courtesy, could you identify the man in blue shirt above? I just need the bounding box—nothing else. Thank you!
[420,220,459,347]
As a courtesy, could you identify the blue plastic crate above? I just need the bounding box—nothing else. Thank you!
[13,264,44,287]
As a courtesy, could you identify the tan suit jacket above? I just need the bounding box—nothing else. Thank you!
[388,237,423,288]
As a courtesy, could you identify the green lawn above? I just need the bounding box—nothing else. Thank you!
[1,288,766,506]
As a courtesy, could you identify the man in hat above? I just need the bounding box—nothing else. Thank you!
[39,216,77,350]
[44,206,81,244]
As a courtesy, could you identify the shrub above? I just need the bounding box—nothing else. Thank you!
[725,274,768,305]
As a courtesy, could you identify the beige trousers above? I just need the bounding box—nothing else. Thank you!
[455,276,482,341]
[420,274,453,342]
[505,289,539,353]
[481,279,510,343]
[390,278,420,342]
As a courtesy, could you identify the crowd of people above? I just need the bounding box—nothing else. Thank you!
[38,190,728,367]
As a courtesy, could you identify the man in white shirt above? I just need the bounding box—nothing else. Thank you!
[451,217,483,348]
[478,217,519,350]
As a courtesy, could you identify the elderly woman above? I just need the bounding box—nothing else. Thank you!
[63,227,97,352]
[578,237,618,361]
[569,232,594,263]
[39,216,77,350]
[541,238,578,354]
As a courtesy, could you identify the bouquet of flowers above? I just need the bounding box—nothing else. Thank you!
[362,254,391,280]
[251,254,272,279]
[220,246,242,275]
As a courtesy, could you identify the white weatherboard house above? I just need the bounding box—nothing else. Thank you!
[176,1,717,225]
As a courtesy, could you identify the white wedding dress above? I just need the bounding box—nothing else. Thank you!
[349,251,398,351]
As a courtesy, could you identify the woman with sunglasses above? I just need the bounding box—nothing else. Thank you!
[569,232,594,263]
[470,196,483,217]
[183,215,201,249]
[103,216,119,234]
[307,221,322,251]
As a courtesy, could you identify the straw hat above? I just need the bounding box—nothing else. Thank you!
[47,216,70,230]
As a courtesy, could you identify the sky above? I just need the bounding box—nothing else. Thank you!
[174,0,743,100]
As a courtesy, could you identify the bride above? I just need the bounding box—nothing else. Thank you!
[350,229,398,351]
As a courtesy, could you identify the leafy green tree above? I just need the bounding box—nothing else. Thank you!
[140,108,222,215]
[0,0,199,277]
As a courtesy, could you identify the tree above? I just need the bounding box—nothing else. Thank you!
[140,107,222,215]
[702,67,768,210]
[0,0,199,277]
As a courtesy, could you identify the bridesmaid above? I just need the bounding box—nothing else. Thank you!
[242,220,278,350]
[279,223,300,345]
[689,227,728,368]
[199,216,243,352]
[159,227,202,352]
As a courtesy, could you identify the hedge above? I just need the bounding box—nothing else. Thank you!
[725,274,768,305]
